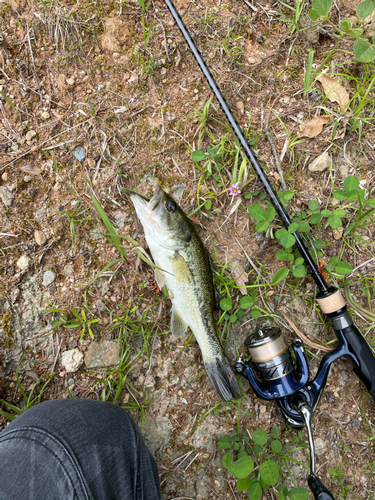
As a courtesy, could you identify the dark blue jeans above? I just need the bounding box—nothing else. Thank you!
[0,399,162,500]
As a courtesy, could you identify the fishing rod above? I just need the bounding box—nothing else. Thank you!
[163,0,375,498]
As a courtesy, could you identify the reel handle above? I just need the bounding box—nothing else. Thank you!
[317,289,375,402]
[338,322,375,400]
[308,474,336,500]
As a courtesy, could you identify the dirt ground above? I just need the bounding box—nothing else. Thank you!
[1,0,375,498]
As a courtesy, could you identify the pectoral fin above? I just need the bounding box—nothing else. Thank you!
[154,266,166,289]
[170,252,192,283]
[171,306,189,337]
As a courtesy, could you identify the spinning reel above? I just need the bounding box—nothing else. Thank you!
[234,322,363,500]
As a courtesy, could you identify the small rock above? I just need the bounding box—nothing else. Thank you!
[96,84,105,91]
[6,266,15,276]
[165,111,176,121]
[63,264,74,276]
[308,152,331,172]
[42,270,56,286]
[95,299,106,312]
[236,101,244,114]
[333,227,344,240]
[27,188,37,199]
[87,158,96,169]
[17,255,31,270]
[72,146,86,162]
[128,75,138,84]
[0,186,15,207]
[61,349,84,373]
[34,230,47,246]
[315,437,326,456]
[41,111,50,120]
[68,338,78,349]
[53,182,61,191]
[113,210,126,229]
[339,164,348,180]
[10,287,20,302]
[26,130,37,142]
[35,207,46,219]
[84,341,120,369]
[7,184,16,192]
[1,172,8,181]
[66,77,75,86]
[23,175,32,183]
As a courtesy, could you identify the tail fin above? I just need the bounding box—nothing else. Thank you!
[204,356,242,403]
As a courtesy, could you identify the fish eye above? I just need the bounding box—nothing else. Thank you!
[166,200,176,212]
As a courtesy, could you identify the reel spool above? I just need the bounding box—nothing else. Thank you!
[235,325,309,400]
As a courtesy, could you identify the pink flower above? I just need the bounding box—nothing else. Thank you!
[228,183,241,196]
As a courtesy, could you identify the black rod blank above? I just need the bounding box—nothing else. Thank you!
[164,0,328,292]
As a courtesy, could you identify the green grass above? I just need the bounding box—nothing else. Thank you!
[0,358,54,420]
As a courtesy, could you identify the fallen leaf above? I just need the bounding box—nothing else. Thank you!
[308,151,331,172]
[231,258,248,296]
[299,115,330,138]
[228,196,242,216]
[316,75,350,111]
[333,227,344,240]
[19,163,41,175]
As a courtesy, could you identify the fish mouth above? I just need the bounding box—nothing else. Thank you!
[148,185,164,215]
[129,185,165,228]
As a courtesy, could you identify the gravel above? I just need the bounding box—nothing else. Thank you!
[84,341,120,369]
[0,186,15,207]
[61,349,84,373]
[16,255,31,270]
[72,146,86,162]
[34,230,47,246]
[42,270,56,286]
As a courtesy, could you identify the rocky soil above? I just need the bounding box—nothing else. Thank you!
[1,0,375,498]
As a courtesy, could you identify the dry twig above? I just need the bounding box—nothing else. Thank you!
[282,314,332,352]
[265,127,287,190]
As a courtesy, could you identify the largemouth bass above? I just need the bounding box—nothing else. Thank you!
[125,185,241,402]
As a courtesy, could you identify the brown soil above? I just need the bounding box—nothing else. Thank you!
[1,0,375,498]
